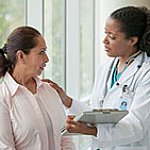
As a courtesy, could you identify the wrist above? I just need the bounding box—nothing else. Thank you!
[82,126,97,136]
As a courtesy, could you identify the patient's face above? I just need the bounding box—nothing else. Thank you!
[23,35,49,77]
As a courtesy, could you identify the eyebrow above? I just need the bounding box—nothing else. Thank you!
[41,48,47,50]
[35,48,47,53]
[105,30,122,37]
[39,48,47,51]
[104,28,122,34]
[105,31,118,36]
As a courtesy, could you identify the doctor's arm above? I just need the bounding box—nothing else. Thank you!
[0,101,16,149]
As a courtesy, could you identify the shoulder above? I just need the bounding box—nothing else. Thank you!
[140,52,150,71]
[141,62,150,73]
[136,62,150,86]
[0,79,11,109]
[35,77,60,98]
[41,82,59,96]
[0,79,9,98]
[98,57,115,70]
[96,58,116,77]
[136,52,150,65]
[40,82,64,105]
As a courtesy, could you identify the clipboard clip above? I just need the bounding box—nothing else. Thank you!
[92,108,120,113]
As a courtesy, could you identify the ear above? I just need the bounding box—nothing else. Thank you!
[129,36,138,47]
[16,50,26,64]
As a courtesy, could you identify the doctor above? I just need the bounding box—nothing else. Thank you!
[47,6,150,150]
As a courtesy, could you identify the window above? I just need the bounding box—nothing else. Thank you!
[44,0,95,149]
[44,0,95,98]
[44,0,66,88]
[0,0,26,47]
[77,0,95,149]
[79,0,95,99]
[0,0,95,149]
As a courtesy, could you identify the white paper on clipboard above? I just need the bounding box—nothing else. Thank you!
[61,109,128,136]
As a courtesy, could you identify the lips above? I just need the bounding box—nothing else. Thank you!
[40,64,46,70]
[43,64,46,68]
[40,67,44,70]
[104,46,111,52]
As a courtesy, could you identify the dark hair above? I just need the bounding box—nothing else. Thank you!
[110,6,150,56]
[0,26,41,77]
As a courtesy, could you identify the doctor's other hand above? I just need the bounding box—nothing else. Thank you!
[66,115,97,136]
[42,79,72,108]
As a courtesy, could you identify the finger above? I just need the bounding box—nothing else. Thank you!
[42,79,51,83]
[42,79,55,86]
[66,124,76,133]
[67,119,78,125]
[67,115,75,120]
[42,79,60,89]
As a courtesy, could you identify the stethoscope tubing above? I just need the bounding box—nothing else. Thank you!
[100,52,144,108]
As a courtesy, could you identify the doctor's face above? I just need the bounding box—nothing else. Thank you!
[103,17,132,58]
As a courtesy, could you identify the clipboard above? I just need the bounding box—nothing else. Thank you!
[61,109,128,136]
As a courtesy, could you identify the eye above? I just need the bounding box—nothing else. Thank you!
[39,49,47,55]
[108,34,116,40]
[104,31,116,40]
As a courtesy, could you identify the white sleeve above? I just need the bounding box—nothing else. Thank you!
[67,99,91,116]
[0,101,16,149]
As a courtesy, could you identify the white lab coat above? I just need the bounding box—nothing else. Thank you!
[69,52,150,150]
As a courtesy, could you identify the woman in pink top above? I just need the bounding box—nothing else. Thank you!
[0,26,75,150]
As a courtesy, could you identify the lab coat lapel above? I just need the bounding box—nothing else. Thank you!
[118,61,138,83]
[106,58,118,91]
[103,61,138,106]
[106,54,142,94]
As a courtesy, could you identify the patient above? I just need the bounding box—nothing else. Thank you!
[0,26,75,150]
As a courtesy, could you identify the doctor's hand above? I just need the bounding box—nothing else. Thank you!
[66,116,97,136]
[42,79,72,108]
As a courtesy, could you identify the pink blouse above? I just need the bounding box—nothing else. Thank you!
[0,72,75,150]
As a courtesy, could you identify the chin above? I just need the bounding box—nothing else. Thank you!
[37,70,43,76]
[106,53,115,57]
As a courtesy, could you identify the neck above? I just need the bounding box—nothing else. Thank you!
[12,67,37,94]
[118,50,141,73]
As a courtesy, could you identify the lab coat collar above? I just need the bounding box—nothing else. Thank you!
[104,52,146,103]
[118,52,144,84]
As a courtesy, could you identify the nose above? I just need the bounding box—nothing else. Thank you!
[44,53,49,63]
[103,35,109,45]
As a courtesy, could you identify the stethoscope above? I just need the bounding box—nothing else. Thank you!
[99,51,145,108]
